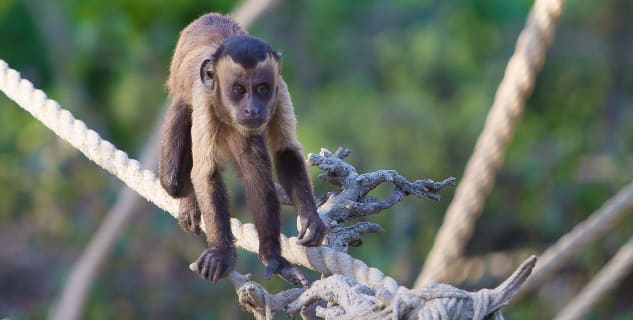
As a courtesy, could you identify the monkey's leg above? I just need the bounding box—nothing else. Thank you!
[275,147,328,247]
[191,170,236,283]
[159,98,193,198]
[236,136,310,288]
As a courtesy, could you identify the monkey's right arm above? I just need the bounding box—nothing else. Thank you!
[159,98,193,198]
[188,110,237,283]
[160,99,203,234]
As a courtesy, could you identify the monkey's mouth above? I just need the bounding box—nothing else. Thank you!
[238,117,267,129]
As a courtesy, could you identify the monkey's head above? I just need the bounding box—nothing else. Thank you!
[201,35,281,131]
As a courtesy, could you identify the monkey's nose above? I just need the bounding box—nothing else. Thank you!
[244,107,261,117]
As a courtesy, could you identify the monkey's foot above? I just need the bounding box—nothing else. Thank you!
[178,196,202,235]
[192,247,236,283]
[263,256,311,288]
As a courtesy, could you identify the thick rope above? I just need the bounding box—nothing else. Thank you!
[554,235,633,320]
[0,58,399,295]
[416,0,564,287]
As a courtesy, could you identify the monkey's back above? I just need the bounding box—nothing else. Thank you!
[167,13,246,102]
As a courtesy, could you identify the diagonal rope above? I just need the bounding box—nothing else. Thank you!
[416,0,564,287]
[554,235,633,320]
[519,180,633,295]
[0,58,400,294]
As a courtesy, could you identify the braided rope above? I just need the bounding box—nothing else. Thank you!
[0,58,400,294]
[554,235,633,320]
[416,0,564,287]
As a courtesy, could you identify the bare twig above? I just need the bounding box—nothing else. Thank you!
[309,148,455,252]
[222,147,454,318]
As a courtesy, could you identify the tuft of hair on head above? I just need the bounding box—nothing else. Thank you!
[213,35,278,69]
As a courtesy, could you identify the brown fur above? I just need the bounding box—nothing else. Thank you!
[160,13,327,286]
[167,13,245,102]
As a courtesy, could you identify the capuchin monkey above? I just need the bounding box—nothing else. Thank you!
[159,13,327,286]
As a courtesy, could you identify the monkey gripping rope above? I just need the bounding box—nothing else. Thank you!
[0,58,401,293]
[1,57,540,318]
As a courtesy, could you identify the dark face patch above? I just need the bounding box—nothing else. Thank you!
[213,35,274,69]
[215,57,280,130]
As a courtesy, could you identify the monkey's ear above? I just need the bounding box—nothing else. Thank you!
[200,58,215,89]
[272,51,282,62]
[272,51,282,74]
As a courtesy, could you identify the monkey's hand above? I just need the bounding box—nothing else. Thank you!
[297,212,328,247]
[178,195,202,235]
[263,255,311,288]
[192,246,236,283]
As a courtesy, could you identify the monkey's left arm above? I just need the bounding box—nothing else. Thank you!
[269,80,327,246]
[232,135,310,287]
[274,147,327,246]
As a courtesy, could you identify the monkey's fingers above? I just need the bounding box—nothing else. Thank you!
[193,248,236,283]
[263,257,310,287]
[211,260,225,283]
[297,221,327,247]
[296,231,322,246]
[178,211,201,235]
[297,224,308,240]
[197,254,211,279]
[278,265,311,289]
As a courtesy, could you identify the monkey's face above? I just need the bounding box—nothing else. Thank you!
[214,56,279,131]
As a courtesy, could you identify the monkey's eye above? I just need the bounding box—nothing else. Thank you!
[233,84,246,95]
[256,84,269,96]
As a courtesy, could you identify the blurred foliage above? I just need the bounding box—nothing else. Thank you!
[1,0,633,319]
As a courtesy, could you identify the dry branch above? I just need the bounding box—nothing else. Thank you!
[310,148,455,252]
[222,148,539,320]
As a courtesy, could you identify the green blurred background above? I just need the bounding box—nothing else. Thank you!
[1,0,632,319]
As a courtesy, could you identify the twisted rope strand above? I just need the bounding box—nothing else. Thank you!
[0,60,178,215]
[0,58,400,294]
[416,0,564,287]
